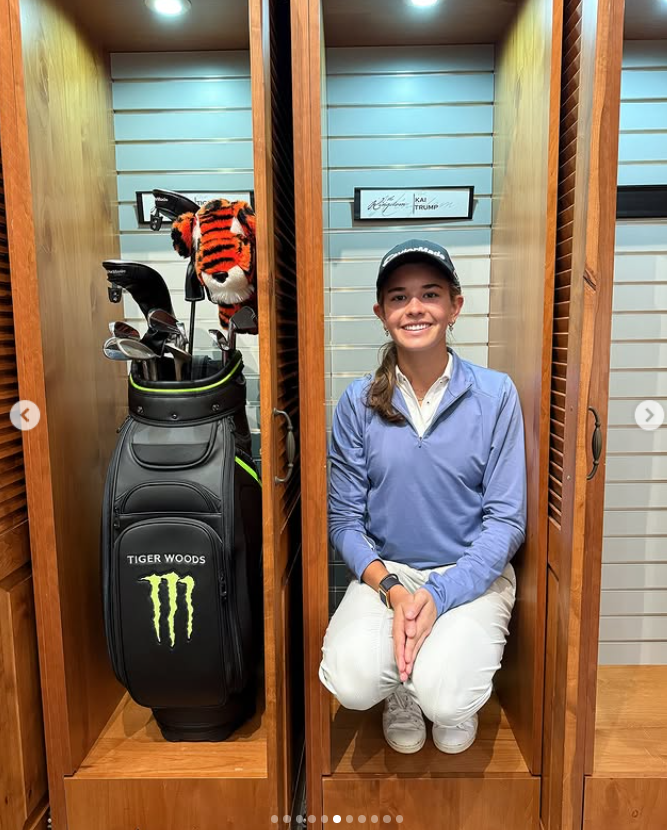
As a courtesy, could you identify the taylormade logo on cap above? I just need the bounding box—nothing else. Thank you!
[376,239,460,295]
[381,245,448,269]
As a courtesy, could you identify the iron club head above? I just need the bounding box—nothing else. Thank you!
[115,337,159,381]
[109,321,140,340]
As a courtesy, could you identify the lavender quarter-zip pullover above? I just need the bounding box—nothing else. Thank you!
[327,347,528,618]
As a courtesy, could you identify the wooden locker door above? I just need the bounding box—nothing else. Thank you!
[290,0,330,822]
[540,1,624,829]
[0,140,49,829]
[250,0,303,817]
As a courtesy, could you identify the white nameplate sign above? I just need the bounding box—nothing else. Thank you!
[354,187,474,221]
[136,190,254,225]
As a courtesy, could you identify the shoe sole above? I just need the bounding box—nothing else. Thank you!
[432,729,477,755]
[384,731,427,754]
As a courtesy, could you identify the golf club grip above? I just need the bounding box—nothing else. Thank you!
[188,304,196,360]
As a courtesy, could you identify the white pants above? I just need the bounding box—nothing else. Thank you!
[318,558,517,728]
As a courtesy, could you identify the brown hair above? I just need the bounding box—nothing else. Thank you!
[364,281,462,423]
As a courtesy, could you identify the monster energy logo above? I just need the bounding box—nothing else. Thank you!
[141,572,195,647]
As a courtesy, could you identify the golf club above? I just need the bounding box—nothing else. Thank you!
[184,259,205,357]
[102,261,174,319]
[208,328,230,368]
[115,337,159,382]
[146,308,188,351]
[150,189,200,226]
[163,343,192,382]
[227,306,259,353]
[149,190,205,358]
[109,321,141,340]
[103,336,127,362]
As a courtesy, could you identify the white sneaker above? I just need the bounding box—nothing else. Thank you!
[382,686,426,754]
[432,712,478,754]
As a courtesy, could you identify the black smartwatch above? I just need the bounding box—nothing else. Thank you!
[378,573,402,609]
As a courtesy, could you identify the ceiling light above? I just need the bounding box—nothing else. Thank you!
[145,0,191,16]
[410,0,439,6]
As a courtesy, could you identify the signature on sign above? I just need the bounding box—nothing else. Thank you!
[365,192,456,217]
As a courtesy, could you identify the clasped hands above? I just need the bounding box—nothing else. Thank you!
[390,586,437,682]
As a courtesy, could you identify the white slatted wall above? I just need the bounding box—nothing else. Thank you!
[324,45,495,430]
[111,51,260,457]
[324,45,495,610]
[599,40,667,664]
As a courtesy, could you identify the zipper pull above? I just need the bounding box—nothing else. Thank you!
[219,574,228,599]
[113,509,121,530]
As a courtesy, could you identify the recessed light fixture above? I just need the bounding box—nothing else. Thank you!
[145,0,192,16]
[410,0,439,7]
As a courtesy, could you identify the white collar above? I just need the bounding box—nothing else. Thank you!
[395,351,454,386]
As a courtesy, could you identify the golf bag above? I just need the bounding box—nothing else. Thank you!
[101,353,263,741]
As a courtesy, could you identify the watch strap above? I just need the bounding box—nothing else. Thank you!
[378,573,401,608]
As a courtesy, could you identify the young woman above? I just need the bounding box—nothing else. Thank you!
[319,239,527,755]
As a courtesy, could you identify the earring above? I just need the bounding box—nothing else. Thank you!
[384,328,389,337]
[448,322,454,332]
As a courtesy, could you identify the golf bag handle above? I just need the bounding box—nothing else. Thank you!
[273,408,295,484]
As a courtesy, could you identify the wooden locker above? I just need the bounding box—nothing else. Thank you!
[292,1,565,827]
[0,0,303,826]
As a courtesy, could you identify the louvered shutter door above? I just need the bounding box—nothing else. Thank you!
[0,136,49,830]
[541,1,623,829]
[548,0,583,532]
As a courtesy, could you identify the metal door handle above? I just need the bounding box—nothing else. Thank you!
[273,408,295,484]
[587,406,602,480]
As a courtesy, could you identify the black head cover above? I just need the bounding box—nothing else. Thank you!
[151,189,200,222]
[102,261,174,319]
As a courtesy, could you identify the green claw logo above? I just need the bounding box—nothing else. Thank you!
[141,572,195,647]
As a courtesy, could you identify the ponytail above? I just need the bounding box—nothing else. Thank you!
[364,340,406,425]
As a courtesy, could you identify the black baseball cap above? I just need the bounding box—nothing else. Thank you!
[376,238,461,299]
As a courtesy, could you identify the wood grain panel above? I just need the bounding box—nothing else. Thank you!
[0,565,48,830]
[291,0,330,826]
[488,0,562,775]
[0,0,125,824]
[330,693,530,776]
[250,0,303,817]
[17,0,127,788]
[540,566,559,830]
[592,665,667,775]
[65,778,271,830]
[73,691,267,780]
[322,776,539,829]
[583,779,667,830]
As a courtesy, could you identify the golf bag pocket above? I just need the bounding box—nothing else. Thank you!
[113,518,243,708]
[102,355,262,741]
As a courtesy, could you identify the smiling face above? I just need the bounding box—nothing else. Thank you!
[373,262,464,355]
